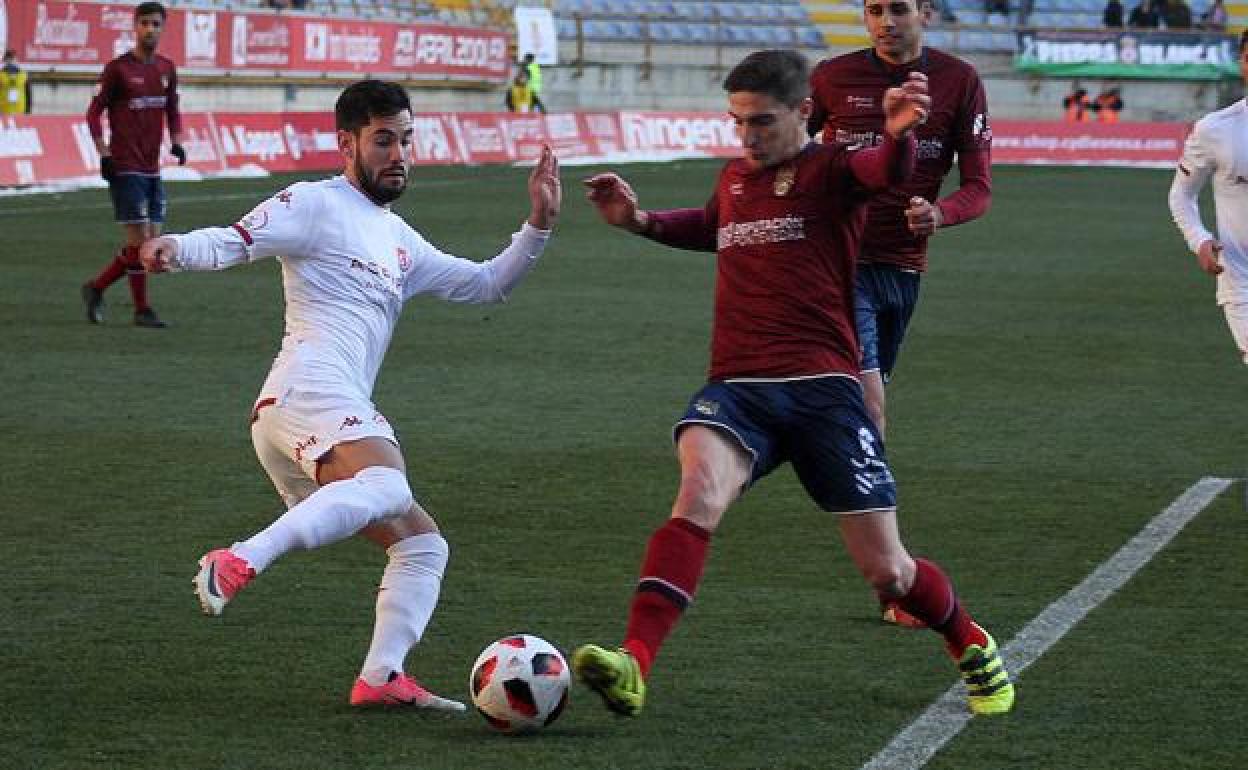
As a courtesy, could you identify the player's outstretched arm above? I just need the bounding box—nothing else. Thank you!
[527,145,561,230]
[584,172,649,234]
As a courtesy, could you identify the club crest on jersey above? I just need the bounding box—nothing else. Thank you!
[396,246,411,272]
[774,166,796,196]
[240,208,269,232]
[694,398,720,416]
[846,95,875,110]
[161,75,170,90]
[973,113,992,142]
[276,190,294,207]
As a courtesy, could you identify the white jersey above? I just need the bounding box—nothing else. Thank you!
[170,175,550,405]
[1169,99,1248,305]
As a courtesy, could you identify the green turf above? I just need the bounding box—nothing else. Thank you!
[1,162,1244,769]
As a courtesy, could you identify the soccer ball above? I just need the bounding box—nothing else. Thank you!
[469,634,570,733]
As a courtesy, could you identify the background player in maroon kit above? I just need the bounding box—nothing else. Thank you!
[572,49,1013,719]
[81,2,186,328]
[809,0,992,628]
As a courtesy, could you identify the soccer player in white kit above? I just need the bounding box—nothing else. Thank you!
[139,80,562,709]
[1169,30,1248,365]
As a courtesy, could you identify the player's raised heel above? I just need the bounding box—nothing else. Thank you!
[571,644,646,717]
[958,626,1015,715]
[350,672,466,711]
[193,548,255,616]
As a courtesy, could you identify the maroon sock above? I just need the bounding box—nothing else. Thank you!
[122,245,149,312]
[897,558,986,657]
[622,517,711,677]
[90,250,128,291]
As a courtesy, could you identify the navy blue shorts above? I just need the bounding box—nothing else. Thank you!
[674,376,897,513]
[856,263,921,380]
[109,173,166,224]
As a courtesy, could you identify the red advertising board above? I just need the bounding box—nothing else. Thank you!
[990,120,1189,166]
[5,1,509,81]
[0,112,1192,188]
[0,112,220,186]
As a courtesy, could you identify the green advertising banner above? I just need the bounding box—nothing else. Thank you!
[1015,30,1239,79]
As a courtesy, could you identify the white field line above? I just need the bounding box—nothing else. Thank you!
[862,476,1236,770]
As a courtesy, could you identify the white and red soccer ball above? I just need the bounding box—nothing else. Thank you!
[469,634,570,733]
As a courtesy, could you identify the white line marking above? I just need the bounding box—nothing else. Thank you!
[862,476,1235,770]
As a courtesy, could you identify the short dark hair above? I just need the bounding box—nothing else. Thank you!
[722,49,810,107]
[135,2,167,19]
[3,50,15,59]
[335,79,412,133]
[1240,29,1248,52]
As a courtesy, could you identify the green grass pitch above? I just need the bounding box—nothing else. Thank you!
[1,162,1245,769]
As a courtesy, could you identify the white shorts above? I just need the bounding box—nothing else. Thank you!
[1222,302,1248,365]
[249,390,399,509]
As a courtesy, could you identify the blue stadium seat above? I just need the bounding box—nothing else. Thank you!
[797,26,824,47]
[687,22,717,43]
[781,5,809,21]
[924,28,955,47]
[769,25,796,45]
[723,24,752,44]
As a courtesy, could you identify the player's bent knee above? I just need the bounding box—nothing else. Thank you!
[354,465,415,522]
[673,474,732,529]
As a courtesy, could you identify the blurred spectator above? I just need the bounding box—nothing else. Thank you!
[1201,0,1228,28]
[1103,0,1125,26]
[984,0,1009,16]
[267,0,290,9]
[1093,87,1123,122]
[935,0,959,23]
[1019,0,1034,25]
[1062,85,1092,122]
[520,53,547,114]
[505,71,534,113]
[1127,0,1160,27]
[1163,0,1192,27]
[0,49,32,114]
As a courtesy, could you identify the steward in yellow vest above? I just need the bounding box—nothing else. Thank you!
[1,50,32,115]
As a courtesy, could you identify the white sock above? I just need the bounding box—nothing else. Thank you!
[359,533,450,686]
[233,466,413,573]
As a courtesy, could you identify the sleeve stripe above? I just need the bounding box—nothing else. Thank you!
[232,223,254,245]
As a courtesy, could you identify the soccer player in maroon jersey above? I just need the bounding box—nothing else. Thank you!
[572,49,1013,719]
[809,0,992,628]
[81,2,186,328]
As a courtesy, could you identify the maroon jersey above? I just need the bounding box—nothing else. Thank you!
[86,52,182,175]
[810,47,991,271]
[647,139,911,381]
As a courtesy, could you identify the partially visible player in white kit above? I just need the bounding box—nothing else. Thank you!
[1168,30,1248,365]
[139,80,562,709]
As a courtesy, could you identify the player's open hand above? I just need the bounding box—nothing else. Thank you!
[883,72,930,139]
[1197,238,1224,275]
[584,173,647,233]
[905,196,943,236]
[139,236,178,273]
[527,145,561,230]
